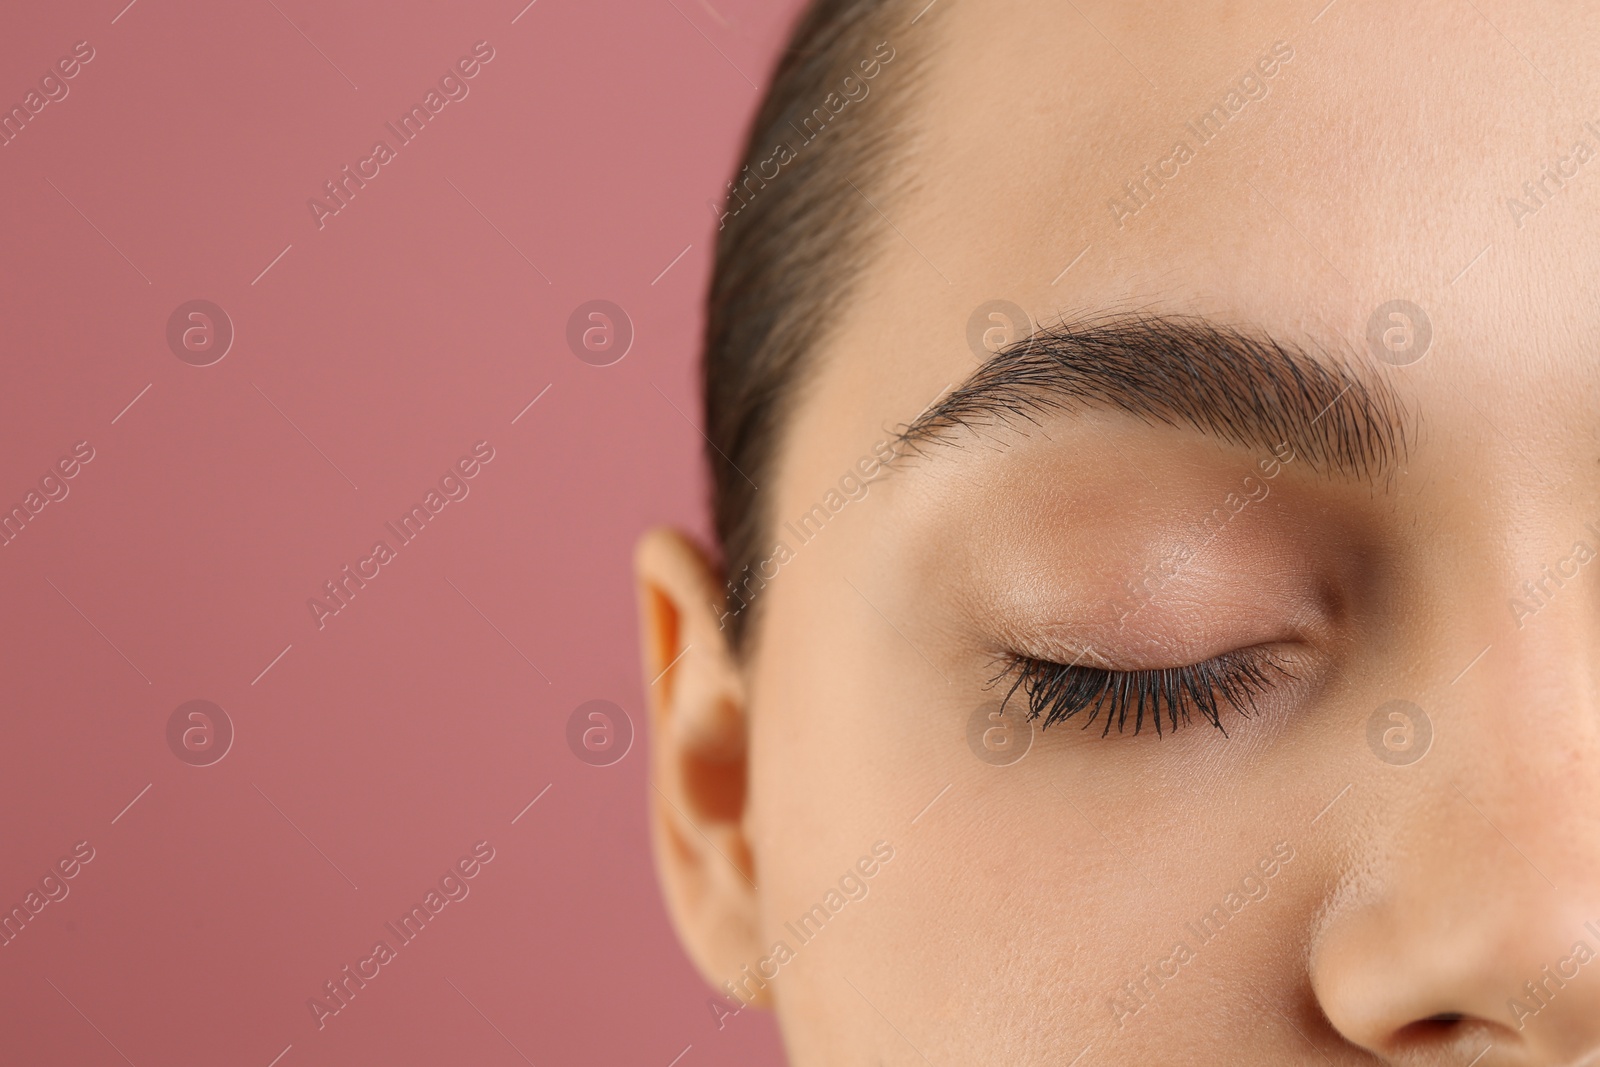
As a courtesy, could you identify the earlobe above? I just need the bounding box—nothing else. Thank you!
[633,527,768,1005]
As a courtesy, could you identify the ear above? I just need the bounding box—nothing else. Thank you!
[634,527,767,1005]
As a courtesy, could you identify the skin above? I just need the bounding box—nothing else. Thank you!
[636,1,1600,1063]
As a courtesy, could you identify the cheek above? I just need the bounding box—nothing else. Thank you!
[745,508,1326,1057]
[743,564,1098,1047]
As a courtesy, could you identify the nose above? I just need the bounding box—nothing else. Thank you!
[1312,874,1600,1064]
[1309,642,1600,1066]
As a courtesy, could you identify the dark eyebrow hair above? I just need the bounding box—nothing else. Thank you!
[895,314,1409,479]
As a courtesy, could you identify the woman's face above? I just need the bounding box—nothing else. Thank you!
[640,1,1600,1063]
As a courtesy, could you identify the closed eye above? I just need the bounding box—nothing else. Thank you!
[989,647,1291,738]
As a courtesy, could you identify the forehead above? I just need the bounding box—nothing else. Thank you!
[796,0,1600,450]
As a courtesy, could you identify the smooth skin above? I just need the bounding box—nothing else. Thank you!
[637,1,1600,1063]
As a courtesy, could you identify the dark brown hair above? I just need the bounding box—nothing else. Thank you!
[702,0,918,653]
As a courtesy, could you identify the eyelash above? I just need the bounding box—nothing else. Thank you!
[990,649,1290,738]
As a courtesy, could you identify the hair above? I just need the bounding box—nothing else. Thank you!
[702,0,922,654]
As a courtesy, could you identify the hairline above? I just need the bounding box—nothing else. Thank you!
[703,0,931,658]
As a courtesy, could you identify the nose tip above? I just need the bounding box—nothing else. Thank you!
[1311,885,1600,1066]
[1314,975,1516,1066]
[1312,920,1501,1044]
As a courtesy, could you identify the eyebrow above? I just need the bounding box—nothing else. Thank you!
[894,314,1409,479]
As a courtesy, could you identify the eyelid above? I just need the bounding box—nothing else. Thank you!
[991,646,1290,739]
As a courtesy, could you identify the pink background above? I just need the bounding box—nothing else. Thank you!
[0,0,794,1062]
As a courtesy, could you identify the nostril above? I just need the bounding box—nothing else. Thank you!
[1393,1013,1467,1043]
